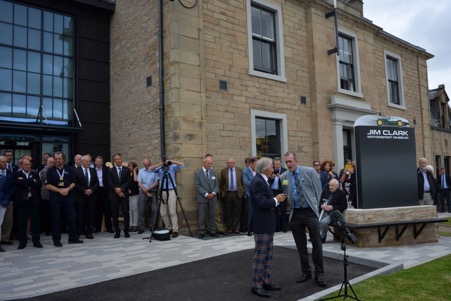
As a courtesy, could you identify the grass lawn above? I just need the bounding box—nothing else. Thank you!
[319,254,451,301]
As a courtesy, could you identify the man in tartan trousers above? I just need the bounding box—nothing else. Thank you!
[249,157,286,298]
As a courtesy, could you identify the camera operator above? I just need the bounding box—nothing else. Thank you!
[148,157,185,238]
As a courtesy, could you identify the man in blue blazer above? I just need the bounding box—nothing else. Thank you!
[0,156,15,252]
[249,157,286,298]
[280,151,326,287]
[243,157,257,234]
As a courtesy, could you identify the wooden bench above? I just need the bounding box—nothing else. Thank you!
[345,218,448,243]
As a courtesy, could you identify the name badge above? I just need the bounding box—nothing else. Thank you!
[211,176,216,180]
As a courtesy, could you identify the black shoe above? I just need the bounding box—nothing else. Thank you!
[137,229,144,234]
[172,232,178,238]
[33,242,43,248]
[0,246,5,252]
[199,233,205,238]
[124,232,130,238]
[262,282,282,291]
[321,237,326,243]
[86,233,94,239]
[114,231,120,239]
[251,287,270,298]
[68,239,84,244]
[210,233,219,238]
[0,240,13,245]
[54,242,63,247]
[107,229,115,233]
[17,243,26,250]
[247,232,253,236]
[315,274,327,287]
[296,273,312,283]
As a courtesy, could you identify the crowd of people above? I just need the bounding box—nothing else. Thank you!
[0,151,187,252]
[417,157,451,212]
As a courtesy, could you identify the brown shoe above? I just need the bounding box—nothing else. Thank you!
[172,232,178,238]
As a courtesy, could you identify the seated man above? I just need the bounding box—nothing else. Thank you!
[319,179,347,243]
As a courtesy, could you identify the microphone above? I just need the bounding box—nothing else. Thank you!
[282,179,289,196]
[330,210,357,244]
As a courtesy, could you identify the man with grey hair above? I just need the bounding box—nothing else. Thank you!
[417,158,436,205]
[250,157,286,297]
[318,179,347,243]
[281,151,326,287]
[195,156,219,238]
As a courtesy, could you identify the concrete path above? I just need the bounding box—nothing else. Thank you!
[0,212,450,301]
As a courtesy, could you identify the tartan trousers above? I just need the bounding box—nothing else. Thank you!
[252,233,274,289]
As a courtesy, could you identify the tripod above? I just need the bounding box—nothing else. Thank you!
[146,166,192,242]
[319,237,360,301]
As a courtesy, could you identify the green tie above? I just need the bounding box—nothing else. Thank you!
[294,172,305,207]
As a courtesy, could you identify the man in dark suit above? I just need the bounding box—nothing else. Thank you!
[195,156,219,238]
[249,157,286,298]
[219,158,245,234]
[281,151,326,287]
[270,157,288,232]
[438,167,451,212]
[45,151,83,247]
[108,153,131,238]
[319,179,347,243]
[93,156,113,233]
[417,158,436,205]
[73,155,99,239]
[242,157,257,234]
[0,155,15,252]
[14,158,43,249]
[1,150,18,245]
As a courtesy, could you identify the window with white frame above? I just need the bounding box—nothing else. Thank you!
[247,0,286,82]
[385,51,404,107]
[338,34,355,91]
[337,31,362,96]
[251,110,288,158]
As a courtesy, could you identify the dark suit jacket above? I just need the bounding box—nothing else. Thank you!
[268,166,287,194]
[319,188,347,212]
[108,165,131,200]
[97,166,110,191]
[417,168,437,199]
[438,174,451,190]
[249,173,277,234]
[73,166,99,203]
[219,166,245,198]
[0,169,15,207]
[13,170,42,206]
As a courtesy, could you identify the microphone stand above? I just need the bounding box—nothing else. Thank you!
[319,235,360,301]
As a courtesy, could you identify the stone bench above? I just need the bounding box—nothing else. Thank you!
[338,206,446,248]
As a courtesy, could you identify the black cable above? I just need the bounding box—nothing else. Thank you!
[178,0,198,9]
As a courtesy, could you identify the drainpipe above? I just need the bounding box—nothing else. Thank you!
[158,0,166,158]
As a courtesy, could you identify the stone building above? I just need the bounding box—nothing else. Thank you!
[0,0,113,165]
[0,0,437,227]
[110,0,434,219]
[429,84,451,174]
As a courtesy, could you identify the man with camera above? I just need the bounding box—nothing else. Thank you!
[149,157,185,238]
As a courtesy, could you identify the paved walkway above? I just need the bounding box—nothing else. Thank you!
[0,212,450,301]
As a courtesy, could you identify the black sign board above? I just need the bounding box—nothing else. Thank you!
[354,116,418,209]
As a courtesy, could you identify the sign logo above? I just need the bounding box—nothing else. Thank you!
[376,118,409,127]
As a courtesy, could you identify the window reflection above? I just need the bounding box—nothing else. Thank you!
[0,1,75,124]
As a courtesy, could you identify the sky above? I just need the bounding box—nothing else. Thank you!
[363,0,451,93]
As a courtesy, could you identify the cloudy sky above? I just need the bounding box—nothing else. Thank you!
[363,0,451,92]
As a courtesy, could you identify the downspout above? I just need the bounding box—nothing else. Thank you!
[158,0,166,158]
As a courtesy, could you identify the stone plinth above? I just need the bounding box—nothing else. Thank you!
[341,206,439,248]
